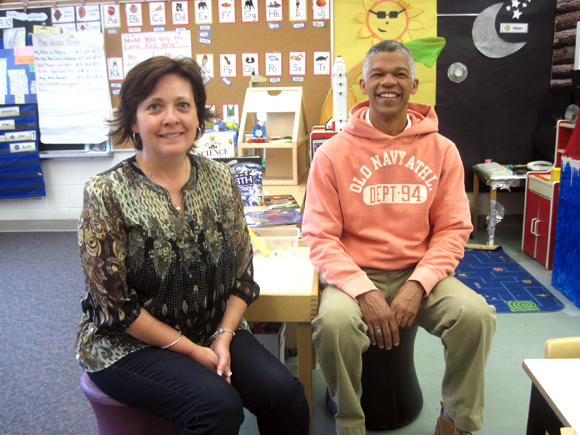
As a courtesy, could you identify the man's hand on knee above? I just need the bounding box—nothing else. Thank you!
[357,290,399,350]
[391,280,424,329]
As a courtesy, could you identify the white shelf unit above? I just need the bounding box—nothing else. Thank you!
[237,87,309,185]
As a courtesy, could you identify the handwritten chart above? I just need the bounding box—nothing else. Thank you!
[121,31,192,76]
[33,32,110,144]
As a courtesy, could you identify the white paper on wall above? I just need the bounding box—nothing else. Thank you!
[32,32,111,144]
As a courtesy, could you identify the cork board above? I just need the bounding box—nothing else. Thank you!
[1,1,332,149]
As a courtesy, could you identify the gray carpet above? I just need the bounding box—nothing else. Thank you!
[0,232,98,434]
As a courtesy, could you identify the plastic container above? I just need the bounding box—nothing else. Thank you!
[249,226,300,257]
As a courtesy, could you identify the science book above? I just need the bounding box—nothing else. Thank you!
[215,156,263,207]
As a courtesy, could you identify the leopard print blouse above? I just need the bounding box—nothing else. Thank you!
[75,154,258,372]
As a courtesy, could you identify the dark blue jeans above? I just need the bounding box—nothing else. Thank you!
[88,330,309,435]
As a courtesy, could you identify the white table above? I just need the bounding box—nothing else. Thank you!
[523,358,580,434]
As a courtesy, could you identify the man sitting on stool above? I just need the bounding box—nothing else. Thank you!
[302,40,496,435]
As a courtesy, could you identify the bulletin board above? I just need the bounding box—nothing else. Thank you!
[1,0,333,150]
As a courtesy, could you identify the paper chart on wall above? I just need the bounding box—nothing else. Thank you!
[121,31,192,76]
[32,32,111,144]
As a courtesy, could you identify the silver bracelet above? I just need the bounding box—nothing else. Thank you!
[211,328,236,341]
[161,332,183,349]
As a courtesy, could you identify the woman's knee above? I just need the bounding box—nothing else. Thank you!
[182,382,244,433]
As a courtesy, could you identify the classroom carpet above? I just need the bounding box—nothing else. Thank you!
[455,247,565,313]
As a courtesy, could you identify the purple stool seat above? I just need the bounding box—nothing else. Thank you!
[80,372,183,435]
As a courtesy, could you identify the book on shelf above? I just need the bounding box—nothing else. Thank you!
[264,194,300,209]
[214,156,263,207]
[245,208,303,226]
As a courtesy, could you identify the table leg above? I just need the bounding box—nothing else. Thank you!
[473,173,480,230]
[526,384,563,435]
[297,322,313,435]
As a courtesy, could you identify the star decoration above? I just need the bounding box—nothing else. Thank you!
[512,8,522,19]
[511,0,520,8]
[506,5,511,11]
[522,2,527,7]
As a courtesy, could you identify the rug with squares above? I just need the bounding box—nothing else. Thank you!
[455,248,564,313]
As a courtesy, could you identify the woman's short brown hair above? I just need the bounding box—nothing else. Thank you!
[109,56,212,150]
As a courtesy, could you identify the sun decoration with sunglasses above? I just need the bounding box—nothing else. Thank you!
[366,0,410,41]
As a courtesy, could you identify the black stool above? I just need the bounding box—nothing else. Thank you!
[326,324,423,430]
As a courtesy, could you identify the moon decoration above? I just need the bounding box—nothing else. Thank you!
[472,2,526,59]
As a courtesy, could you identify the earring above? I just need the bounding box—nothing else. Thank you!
[132,132,140,145]
[196,126,202,138]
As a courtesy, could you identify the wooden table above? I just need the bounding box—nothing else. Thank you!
[244,247,318,434]
[523,358,580,434]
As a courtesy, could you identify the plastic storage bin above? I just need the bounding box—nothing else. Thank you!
[249,226,300,257]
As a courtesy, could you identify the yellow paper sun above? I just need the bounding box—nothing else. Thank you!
[357,0,425,43]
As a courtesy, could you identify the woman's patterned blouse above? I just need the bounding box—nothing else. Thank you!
[75,154,259,372]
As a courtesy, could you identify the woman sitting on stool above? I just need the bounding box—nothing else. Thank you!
[75,56,309,435]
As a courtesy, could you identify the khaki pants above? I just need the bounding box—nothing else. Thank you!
[312,266,497,435]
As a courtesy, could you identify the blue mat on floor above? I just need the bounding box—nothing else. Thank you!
[454,248,565,313]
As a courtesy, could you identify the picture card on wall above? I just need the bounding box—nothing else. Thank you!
[197,53,214,78]
[102,5,121,28]
[312,0,330,20]
[241,0,259,22]
[51,6,75,23]
[265,52,282,76]
[172,1,189,26]
[107,57,123,81]
[219,53,237,78]
[289,51,306,76]
[242,52,259,76]
[313,51,330,75]
[265,0,283,22]
[222,104,239,124]
[76,5,100,22]
[125,4,144,27]
[289,0,306,21]
[218,1,236,24]
[194,0,212,24]
[149,2,167,27]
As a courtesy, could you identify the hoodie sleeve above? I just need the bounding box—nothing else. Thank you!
[302,149,378,299]
[408,143,473,293]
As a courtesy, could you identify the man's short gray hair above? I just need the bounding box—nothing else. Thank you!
[362,40,416,81]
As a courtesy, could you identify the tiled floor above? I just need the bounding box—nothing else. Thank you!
[241,216,580,434]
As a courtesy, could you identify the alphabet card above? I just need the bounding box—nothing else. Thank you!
[125,4,144,28]
[265,0,283,22]
[289,0,306,21]
[222,104,239,124]
[312,0,330,20]
[265,52,282,76]
[218,0,236,24]
[241,0,259,22]
[197,53,214,79]
[149,2,167,27]
[172,1,189,26]
[289,51,305,76]
[102,5,121,29]
[107,57,124,81]
[242,52,259,76]
[220,54,237,78]
[194,0,212,24]
[313,51,330,75]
